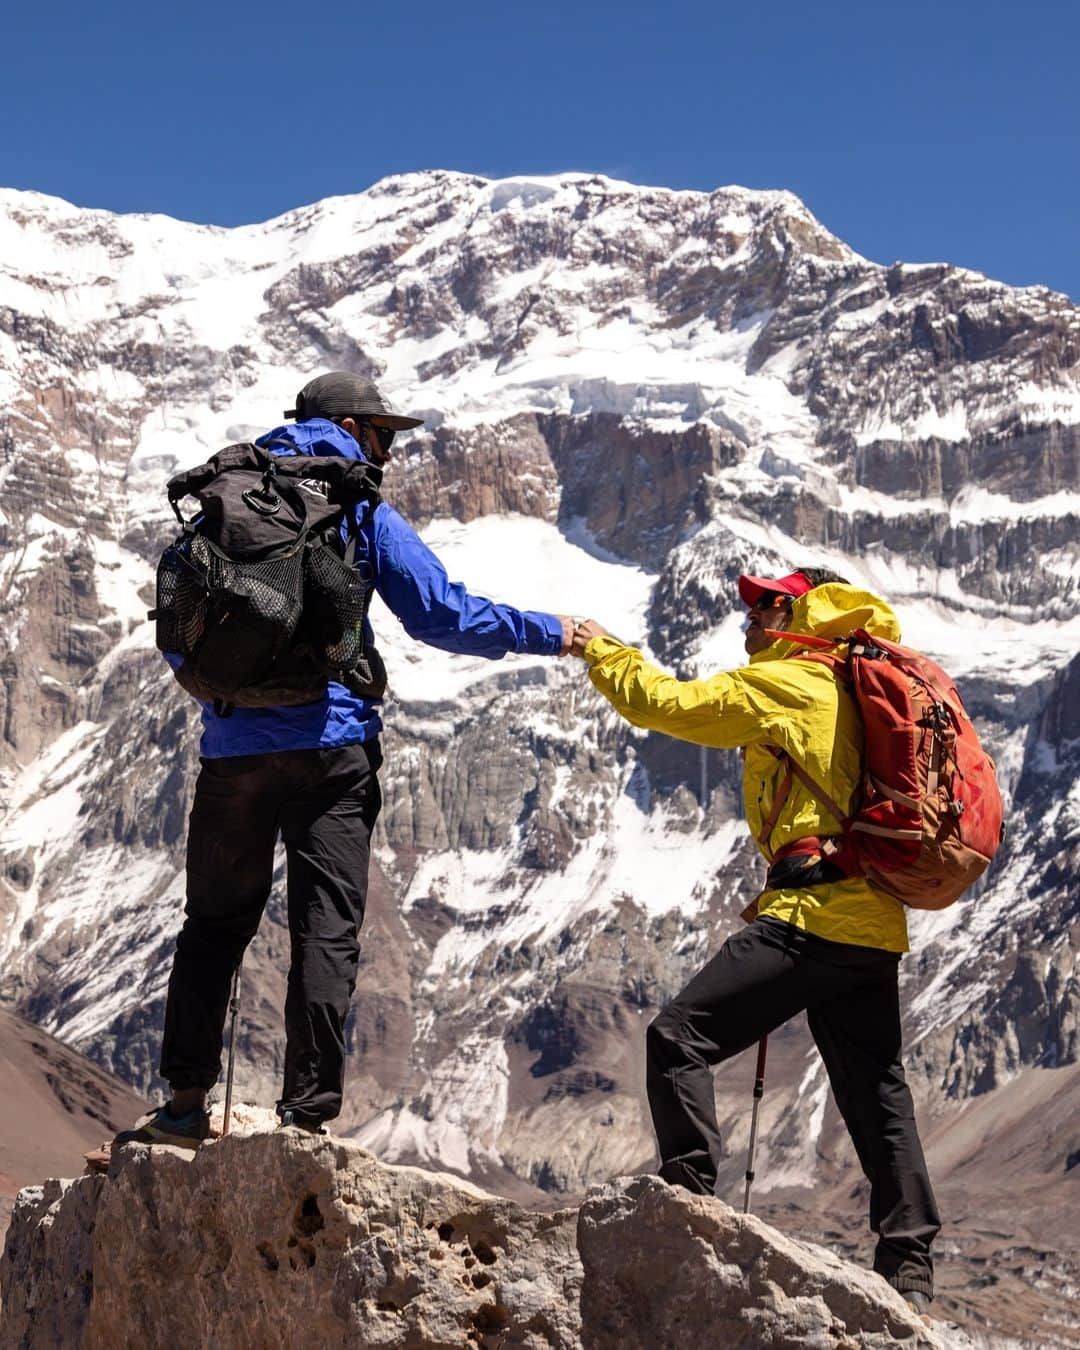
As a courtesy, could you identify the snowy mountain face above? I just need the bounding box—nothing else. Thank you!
[0,170,1077,1340]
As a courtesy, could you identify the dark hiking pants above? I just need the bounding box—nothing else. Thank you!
[160,739,382,1126]
[646,917,940,1297]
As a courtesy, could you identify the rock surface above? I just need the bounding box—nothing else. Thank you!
[0,1112,955,1349]
[579,1177,950,1350]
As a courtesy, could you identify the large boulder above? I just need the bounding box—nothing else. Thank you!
[579,1175,949,1348]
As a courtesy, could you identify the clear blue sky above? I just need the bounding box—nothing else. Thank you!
[2,0,1076,299]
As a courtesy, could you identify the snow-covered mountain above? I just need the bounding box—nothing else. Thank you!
[0,170,1077,1343]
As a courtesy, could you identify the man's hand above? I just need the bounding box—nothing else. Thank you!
[557,615,576,656]
[570,618,612,659]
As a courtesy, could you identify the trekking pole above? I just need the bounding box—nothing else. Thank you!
[222,963,243,1137]
[742,1035,769,1214]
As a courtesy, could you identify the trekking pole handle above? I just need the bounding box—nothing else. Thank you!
[753,1034,768,1087]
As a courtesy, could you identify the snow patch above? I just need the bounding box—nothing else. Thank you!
[374,514,655,705]
[354,1033,510,1176]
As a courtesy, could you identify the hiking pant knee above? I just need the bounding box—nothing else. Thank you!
[645,1002,743,1195]
[160,741,381,1113]
[646,922,815,1196]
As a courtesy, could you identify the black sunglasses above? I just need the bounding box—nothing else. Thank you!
[357,422,396,454]
[752,592,792,611]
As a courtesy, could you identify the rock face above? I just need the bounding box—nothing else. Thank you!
[0,1115,953,1349]
[0,170,1078,1344]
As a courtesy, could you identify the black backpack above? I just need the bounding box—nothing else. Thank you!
[150,441,386,713]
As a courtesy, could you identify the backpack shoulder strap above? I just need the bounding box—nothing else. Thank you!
[752,631,860,850]
[755,653,854,850]
[756,751,794,848]
[757,744,851,852]
[772,747,850,829]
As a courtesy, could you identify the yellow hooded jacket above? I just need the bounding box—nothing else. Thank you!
[584,583,909,953]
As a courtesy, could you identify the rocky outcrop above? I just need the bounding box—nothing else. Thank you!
[579,1176,953,1349]
[387,415,560,528]
[0,1115,954,1349]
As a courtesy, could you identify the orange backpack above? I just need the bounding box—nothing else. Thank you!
[758,628,1005,910]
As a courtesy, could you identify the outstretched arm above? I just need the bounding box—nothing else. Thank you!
[578,629,795,751]
[373,504,572,658]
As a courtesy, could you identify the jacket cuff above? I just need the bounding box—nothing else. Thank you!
[531,611,566,656]
[583,634,629,666]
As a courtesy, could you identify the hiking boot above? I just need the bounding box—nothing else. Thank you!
[278,1108,327,1135]
[114,1104,212,1152]
[902,1290,932,1315]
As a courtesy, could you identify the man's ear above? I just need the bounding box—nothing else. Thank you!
[339,416,362,445]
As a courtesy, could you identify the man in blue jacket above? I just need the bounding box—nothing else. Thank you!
[126,371,573,1145]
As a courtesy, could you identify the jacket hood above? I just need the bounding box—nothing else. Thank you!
[750,583,901,663]
[258,418,373,466]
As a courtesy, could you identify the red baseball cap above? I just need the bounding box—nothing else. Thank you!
[737,571,815,607]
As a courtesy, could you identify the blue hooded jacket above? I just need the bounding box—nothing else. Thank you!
[179,419,564,757]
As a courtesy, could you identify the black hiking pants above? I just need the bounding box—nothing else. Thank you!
[646,917,940,1297]
[160,739,382,1126]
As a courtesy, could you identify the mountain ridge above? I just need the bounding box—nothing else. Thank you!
[0,168,1076,1344]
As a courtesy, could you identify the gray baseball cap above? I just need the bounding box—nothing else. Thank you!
[284,371,424,430]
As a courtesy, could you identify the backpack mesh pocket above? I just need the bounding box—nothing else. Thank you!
[154,541,210,656]
[302,542,375,676]
[155,535,306,692]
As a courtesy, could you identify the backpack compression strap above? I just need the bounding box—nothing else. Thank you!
[263,443,383,507]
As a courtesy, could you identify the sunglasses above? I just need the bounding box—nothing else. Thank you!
[359,422,396,455]
[751,592,792,612]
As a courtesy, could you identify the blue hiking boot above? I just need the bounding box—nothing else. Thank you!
[114,1104,212,1152]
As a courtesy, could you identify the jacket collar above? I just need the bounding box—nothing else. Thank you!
[257,417,372,464]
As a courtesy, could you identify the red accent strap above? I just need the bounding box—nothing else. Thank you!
[772,837,827,861]
[756,760,793,848]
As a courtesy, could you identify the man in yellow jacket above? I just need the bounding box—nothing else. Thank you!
[571,567,940,1312]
